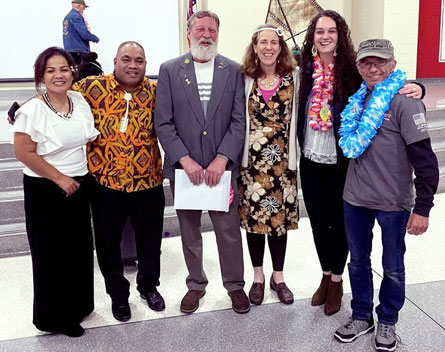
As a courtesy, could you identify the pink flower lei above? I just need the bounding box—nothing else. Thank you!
[308,55,334,131]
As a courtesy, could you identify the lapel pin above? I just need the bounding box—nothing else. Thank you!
[184,58,190,64]
[185,78,191,85]
[218,62,224,69]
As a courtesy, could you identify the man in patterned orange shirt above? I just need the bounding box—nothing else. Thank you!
[73,41,165,322]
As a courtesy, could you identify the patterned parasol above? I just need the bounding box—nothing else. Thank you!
[266,0,324,46]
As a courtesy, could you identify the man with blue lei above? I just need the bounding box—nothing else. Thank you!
[334,39,439,352]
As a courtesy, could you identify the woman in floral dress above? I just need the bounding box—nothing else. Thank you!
[239,24,299,305]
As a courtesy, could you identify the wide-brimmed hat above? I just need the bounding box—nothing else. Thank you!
[356,39,394,62]
[72,0,89,8]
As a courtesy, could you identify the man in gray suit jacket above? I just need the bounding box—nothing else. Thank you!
[155,10,249,314]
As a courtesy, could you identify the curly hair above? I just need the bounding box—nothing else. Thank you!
[299,10,361,105]
[241,24,297,79]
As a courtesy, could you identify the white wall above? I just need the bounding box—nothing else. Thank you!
[350,0,385,45]
[207,0,351,63]
[206,0,419,78]
[0,0,179,79]
[206,0,270,63]
[0,0,420,79]
[351,0,419,78]
[382,0,420,79]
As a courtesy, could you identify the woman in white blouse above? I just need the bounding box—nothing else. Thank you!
[12,47,99,337]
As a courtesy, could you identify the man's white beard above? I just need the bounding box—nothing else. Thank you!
[190,37,218,62]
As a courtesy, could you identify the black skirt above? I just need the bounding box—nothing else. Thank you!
[23,174,94,331]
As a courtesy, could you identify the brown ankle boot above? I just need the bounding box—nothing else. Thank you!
[311,274,331,306]
[324,279,343,316]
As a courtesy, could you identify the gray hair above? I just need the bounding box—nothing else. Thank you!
[186,10,220,31]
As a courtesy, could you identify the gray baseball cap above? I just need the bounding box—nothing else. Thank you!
[356,39,394,62]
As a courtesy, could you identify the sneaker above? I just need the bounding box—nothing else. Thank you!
[334,316,375,343]
[375,322,400,351]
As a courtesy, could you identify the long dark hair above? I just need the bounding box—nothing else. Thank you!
[299,10,361,105]
[34,47,78,94]
[241,24,296,79]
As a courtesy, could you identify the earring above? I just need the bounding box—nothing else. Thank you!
[333,48,337,57]
[311,44,318,57]
[277,59,280,64]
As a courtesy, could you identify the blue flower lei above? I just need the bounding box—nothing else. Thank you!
[339,69,406,158]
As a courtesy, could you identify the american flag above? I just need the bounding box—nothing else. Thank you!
[187,0,197,21]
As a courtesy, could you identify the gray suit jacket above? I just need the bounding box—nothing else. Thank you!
[154,53,246,181]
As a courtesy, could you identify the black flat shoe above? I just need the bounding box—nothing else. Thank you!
[112,302,131,322]
[58,324,85,338]
[141,289,166,311]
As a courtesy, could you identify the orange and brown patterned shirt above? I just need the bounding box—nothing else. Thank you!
[73,74,163,192]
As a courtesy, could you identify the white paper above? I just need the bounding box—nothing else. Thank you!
[174,170,231,212]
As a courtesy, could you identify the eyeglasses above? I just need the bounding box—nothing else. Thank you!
[357,58,389,69]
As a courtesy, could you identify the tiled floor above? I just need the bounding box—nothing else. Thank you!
[1,193,445,351]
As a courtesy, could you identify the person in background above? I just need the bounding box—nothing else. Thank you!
[298,10,424,316]
[63,0,99,65]
[334,38,438,352]
[155,10,249,315]
[238,24,299,306]
[11,47,99,337]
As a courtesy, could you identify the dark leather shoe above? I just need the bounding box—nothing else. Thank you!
[58,324,85,338]
[111,302,131,322]
[249,282,265,305]
[180,290,206,313]
[141,289,166,311]
[270,275,294,304]
[228,289,250,314]
[324,279,343,316]
[311,274,331,306]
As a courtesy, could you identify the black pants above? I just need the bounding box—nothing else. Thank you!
[246,232,287,271]
[91,182,165,303]
[299,155,349,275]
[24,174,94,332]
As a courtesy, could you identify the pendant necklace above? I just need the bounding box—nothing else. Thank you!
[119,92,132,133]
[259,75,279,89]
[42,92,73,120]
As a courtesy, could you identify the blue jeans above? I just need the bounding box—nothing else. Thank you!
[344,201,410,325]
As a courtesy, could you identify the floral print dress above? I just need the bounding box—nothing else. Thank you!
[239,75,299,237]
